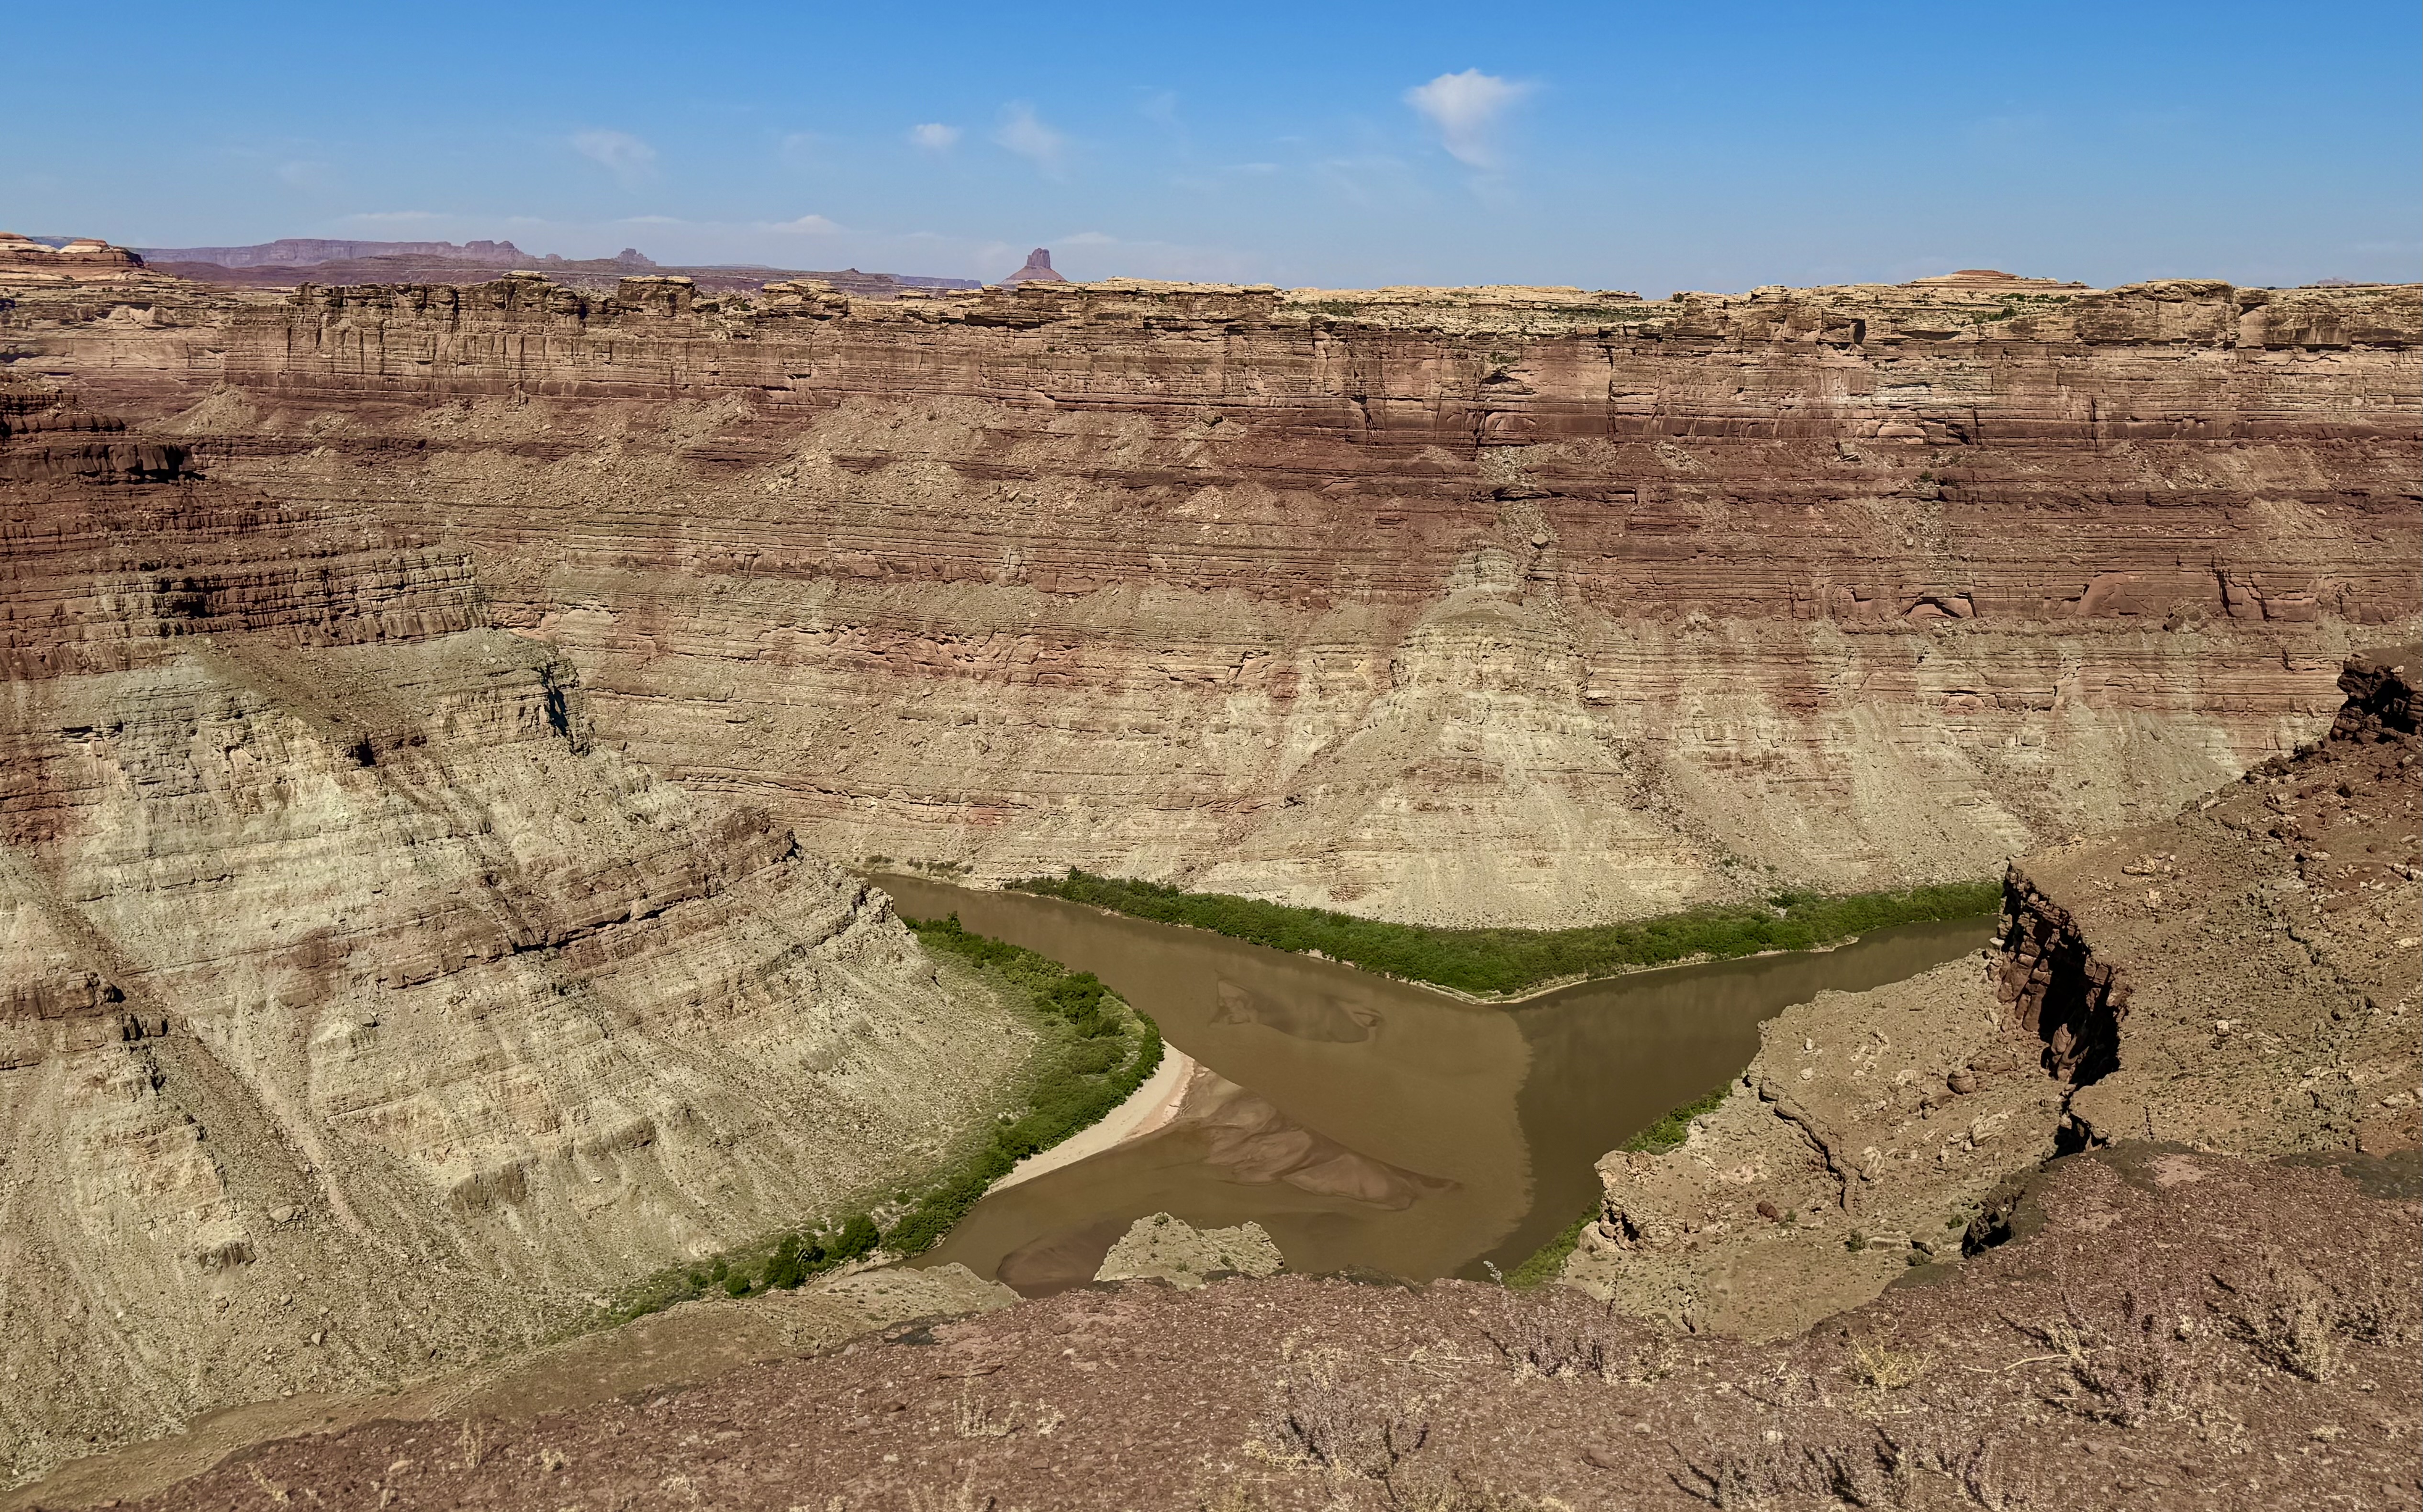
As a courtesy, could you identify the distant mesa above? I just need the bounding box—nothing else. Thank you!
[0,231,146,278]
[133,236,531,268]
[1905,267,2087,290]
[1000,247,1067,285]
[95,233,977,300]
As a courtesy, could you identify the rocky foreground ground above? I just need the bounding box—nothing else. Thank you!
[79,1146,2421,1511]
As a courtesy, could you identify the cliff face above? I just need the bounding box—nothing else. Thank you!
[0,378,1032,1484]
[9,270,2419,924]
[1563,645,2420,1338]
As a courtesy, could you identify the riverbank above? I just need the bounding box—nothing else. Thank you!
[1000,869,2003,998]
[989,1045,1197,1194]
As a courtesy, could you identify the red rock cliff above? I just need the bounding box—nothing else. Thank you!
[9,272,2418,923]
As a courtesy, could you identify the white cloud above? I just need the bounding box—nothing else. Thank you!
[769,214,843,234]
[1403,69,1532,168]
[993,103,1067,173]
[572,129,658,183]
[908,122,961,150]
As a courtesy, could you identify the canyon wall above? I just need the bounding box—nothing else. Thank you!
[1566,645,2421,1338]
[8,269,2418,925]
[0,373,1033,1484]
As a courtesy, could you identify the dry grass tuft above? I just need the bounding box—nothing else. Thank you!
[1844,1332,1929,1397]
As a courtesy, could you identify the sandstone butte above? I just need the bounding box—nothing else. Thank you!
[1,236,2420,1496]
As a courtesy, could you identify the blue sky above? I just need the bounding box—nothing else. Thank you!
[10,1,2418,291]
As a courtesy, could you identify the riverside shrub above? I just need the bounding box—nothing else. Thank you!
[882,915,1165,1256]
[1010,870,1999,996]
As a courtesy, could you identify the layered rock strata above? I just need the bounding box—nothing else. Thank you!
[0,378,1030,1485]
[6,268,2419,924]
[1563,647,2421,1336]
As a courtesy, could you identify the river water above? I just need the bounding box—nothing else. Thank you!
[873,875,1991,1295]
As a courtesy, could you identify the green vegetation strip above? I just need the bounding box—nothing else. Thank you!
[1503,1082,1734,1289]
[604,915,1160,1324]
[1011,870,2000,998]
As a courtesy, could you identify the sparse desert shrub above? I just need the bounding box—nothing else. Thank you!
[2017,1288,2204,1428]
[1482,1289,1629,1380]
[1674,1423,2013,1509]
[1260,1348,1431,1482]
[2213,1246,2417,1382]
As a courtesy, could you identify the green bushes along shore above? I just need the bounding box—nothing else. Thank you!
[1010,870,1999,997]
[604,915,1160,1323]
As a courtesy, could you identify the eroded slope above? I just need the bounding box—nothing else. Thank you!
[0,380,1029,1484]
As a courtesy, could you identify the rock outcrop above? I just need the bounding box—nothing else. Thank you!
[1563,645,2421,1336]
[1093,1212,1285,1288]
[0,374,1036,1486]
[5,267,2418,925]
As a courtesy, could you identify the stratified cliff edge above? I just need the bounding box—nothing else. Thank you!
[8,266,2417,924]
[0,373,1033,1485]
[1564,645,2420,1338]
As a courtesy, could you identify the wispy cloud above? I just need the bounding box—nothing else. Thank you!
[571,129,658,183]
[1403,70,1532,168]
[908,122,961,150]
[769,213,843,234]
[993,103,1068,174]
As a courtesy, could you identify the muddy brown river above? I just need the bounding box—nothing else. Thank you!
[873,876,1991,1295]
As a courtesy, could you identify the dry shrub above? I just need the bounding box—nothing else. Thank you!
[1259,1345,1432,1482]
[1673,1423,2016,1510]
[2015,1288,2204,1427]
[1253,1347,1548,1511]
[904,1470,1006,1512]
[1481,1287,1640,1381]
[2213,1246,2420,1383]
